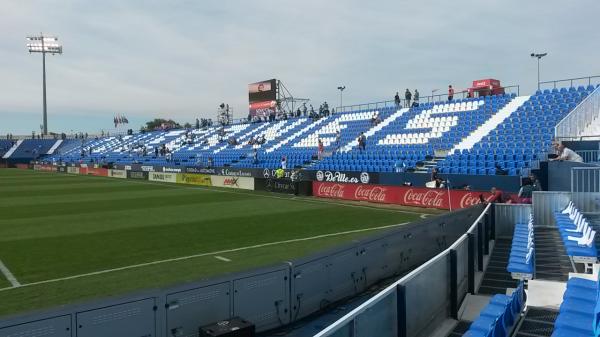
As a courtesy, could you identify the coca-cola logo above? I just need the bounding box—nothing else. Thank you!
[459,193,484,208]
[317,183,345,198]
[354,185,387,202]
[403,189,446,208]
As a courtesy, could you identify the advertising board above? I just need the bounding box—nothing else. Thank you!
[108,169,127,179]
[210,175,254,190]
[312,182,502,210]
[177,173,212,186]
[149,172,178,183]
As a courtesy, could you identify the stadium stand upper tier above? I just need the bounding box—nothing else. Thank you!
[19,84,598,176]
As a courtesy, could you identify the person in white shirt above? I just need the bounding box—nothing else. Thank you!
[553,143,584,162]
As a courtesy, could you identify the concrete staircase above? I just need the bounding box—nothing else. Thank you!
[2,139,23,159]
[46,140,63,154]
[449,96,530,154]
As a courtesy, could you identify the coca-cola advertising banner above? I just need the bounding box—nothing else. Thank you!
[313,182,504,210]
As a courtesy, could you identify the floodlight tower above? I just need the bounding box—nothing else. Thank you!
[337,86,346,110]
[27,34,62,136]
[530,52,547,91]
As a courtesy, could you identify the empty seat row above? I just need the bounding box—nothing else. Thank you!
[465,282,525,337]
[556,202,598,264]
[552,273,600,336]
[507,215,535,280]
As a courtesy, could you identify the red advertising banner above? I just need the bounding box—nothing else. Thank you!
[16,164,29,170]
[86,167,108,177]
[249,100,277,118]
[313,182,512,210]
[33,164,57,172]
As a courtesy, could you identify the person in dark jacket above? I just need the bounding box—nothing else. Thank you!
[404,89,412,108]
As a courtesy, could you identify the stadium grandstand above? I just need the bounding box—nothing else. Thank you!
[2,2,600,337]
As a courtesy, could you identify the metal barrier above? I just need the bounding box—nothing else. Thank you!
[571,167,600,213]
[313,203,493,337]
[494,204,532,238]
[555,85,600,139]
[576,150,600,163]
[539,75,600,90]
[336,86,520,113]
[532,191,572,227]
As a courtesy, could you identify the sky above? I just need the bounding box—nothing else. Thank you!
[1,0,599,135]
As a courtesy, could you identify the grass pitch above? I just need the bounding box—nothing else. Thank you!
[0,169,427,317]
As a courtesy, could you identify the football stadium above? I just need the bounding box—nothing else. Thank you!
[1,2,600,337]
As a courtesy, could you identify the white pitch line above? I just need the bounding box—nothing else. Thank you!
[0,222,408,292]
[0,259,21,287]
[214,256,231,262]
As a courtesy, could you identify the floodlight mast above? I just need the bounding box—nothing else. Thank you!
[27,33,62,136]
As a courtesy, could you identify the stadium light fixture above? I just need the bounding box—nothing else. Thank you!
[337,86,346,110]
[530,52,547,91]
[26,33,63,136]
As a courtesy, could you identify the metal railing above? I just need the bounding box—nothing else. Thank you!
[555,84,600,139]
[576,150,600,164]
[571,167,600,213]
[336,86,520,113]
[539,75,600,90]
[313,203,492,337]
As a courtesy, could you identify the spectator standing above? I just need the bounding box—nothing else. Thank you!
[518,178,534,204]
[431,167,443,188]
[552,143,584,162]
[281,156,287,169]
[358,132,366,152]
[302,103,307,117]
[530,173,542,192]
[318,138,324,160]
[404,89,412,108]
[252,149,259,164]
[413,89,420,106]
[448,85,455,101]
[488,187,512,203]
[335,131,341,151]
[394,92,401,107]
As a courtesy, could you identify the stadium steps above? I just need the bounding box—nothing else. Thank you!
[449,95,530,153]
[46,140,63,154]
[477,239,518,295]
[2,139,22,158]
[533,227,573,282]
[512,307,558,337]
[415,156,445,173]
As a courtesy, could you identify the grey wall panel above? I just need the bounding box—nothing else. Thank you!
[455,239,469,304]
[404,256,450,337]
[0,315,71,337]
[359,239,393,286]
[354,291,397,337]
[165,282,230,337]
[573,192,600,213]
[533,191,572,227]
[76,298,155,337]
[291,258,330,321]
[328,248,362,303]
[495,204,532,238]
[233,269,290,331]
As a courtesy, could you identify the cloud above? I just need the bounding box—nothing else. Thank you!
[0,0,599,134]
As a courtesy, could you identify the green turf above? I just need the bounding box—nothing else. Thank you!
[0,169,422,316]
